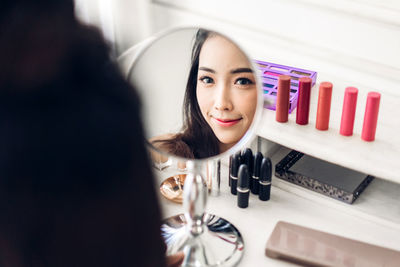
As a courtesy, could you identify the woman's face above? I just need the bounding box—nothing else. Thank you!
[196,35,257,152]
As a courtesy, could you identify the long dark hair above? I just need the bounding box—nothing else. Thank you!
[154,29,220,159]
[0,1,166,267]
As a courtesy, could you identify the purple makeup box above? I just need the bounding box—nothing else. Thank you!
[255,60,317,113]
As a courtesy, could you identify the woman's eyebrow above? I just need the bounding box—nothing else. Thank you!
[198,67,253,74]
[199,67,215,73]
[231,68,253,74]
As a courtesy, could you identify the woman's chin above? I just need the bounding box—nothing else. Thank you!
[217,138,241,153]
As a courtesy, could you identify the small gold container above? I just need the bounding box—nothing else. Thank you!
[160,174,186,203]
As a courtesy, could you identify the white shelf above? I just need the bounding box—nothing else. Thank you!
[256,72,400,184]
[270,146,400,229]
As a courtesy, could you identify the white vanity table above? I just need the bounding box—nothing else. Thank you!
[156,145,400,266]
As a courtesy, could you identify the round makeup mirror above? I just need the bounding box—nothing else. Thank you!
[126,27,263,267]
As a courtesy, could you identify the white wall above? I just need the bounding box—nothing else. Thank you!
[74,0,400,95]
[76,0,400,84]
[147,0,400,94]
[74,0,152,55]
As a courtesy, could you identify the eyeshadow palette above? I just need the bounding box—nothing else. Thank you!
[255,60,317,113]
[275,150,374,204]
[266,221,400,266]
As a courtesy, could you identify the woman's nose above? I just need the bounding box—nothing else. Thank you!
[214,84,233,111]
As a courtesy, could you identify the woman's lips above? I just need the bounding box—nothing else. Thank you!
[212,117,242,127]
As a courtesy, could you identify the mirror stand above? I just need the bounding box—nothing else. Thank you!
[161,161,244,267]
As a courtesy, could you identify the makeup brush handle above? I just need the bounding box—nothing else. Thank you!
[183,171,207,236]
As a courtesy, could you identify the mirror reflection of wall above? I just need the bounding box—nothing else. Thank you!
[130,29,193,142]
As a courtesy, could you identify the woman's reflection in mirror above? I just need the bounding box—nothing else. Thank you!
[152,29,257,159]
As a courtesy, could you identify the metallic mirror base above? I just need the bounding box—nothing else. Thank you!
[160,174,186,204]
[161,213,244,267]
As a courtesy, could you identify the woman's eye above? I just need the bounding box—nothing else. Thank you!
[199,76,214,84]
[235,78,253,85]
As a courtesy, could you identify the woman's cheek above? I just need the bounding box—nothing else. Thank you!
[237,89,257,117]
[196,88,210,113]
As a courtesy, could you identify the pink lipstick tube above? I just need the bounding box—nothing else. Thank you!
[316,82,333,130]
[361,92,381,141]
[276,75,291,123]
[296,77,312,125]
[340,87,358,136]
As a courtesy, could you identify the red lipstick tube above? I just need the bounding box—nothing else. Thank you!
[361,92,381,141]
[340,87,358,136]
[296,77,312,125]
[316,82,333,130]
[276,75,291,123]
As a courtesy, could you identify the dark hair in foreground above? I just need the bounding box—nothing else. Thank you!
[153,29,220,159]
[0,1,166,266]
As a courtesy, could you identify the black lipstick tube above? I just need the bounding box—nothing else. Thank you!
[252,152,263,194]
[230,153,240,195]
[259,157,272,201]
[237,164,250,208]
[229,155,232,187]
[241,148,253,191]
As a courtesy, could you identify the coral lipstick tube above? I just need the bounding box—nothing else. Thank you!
[361,92,381,141]
[296,77,312,125]
[340,87,358,136]
[316,82,333,130]
[276,75,291,123]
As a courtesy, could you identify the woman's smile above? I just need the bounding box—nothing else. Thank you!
[212,117,243,127]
